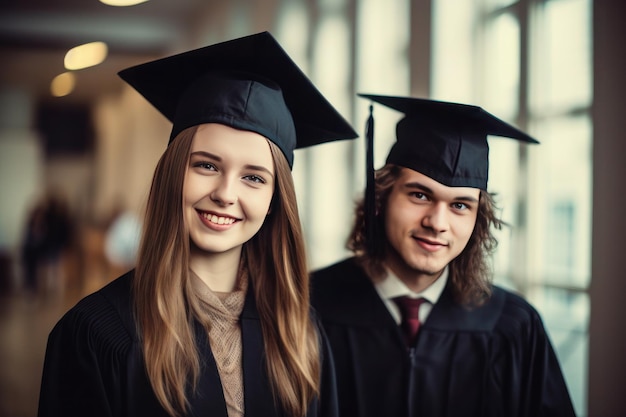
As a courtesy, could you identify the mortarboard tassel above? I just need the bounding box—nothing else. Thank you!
[365,104,376,257]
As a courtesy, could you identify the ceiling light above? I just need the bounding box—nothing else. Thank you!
[99,0,150,6]
[64,41,108,70]
[50,72,76,97]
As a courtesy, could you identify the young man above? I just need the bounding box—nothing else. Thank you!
[311,95,576,417]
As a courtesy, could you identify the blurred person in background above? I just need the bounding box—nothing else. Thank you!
[38,32,356,417]
[21,191,75,296]
[311,95,576,417]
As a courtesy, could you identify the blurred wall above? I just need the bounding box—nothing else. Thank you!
[92,87,169,220]
[0,88,43,288]
[588,0,626,415]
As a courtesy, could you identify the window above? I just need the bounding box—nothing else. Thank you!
[433,0,592,415]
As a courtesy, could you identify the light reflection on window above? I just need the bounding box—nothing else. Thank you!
[356,0,411,169]
[432,0,475,103]
[539,0,593,111]
[483,13,520,119]
[532,115,592,289]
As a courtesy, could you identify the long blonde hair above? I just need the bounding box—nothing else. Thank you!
[133,126,320,417]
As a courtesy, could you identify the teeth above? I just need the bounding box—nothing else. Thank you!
[203,213,236,225]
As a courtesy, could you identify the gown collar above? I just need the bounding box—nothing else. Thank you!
[317,258,504,332]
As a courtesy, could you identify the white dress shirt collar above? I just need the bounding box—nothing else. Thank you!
[374,267,448,324]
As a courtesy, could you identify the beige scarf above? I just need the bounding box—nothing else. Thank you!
[191,270,248,417]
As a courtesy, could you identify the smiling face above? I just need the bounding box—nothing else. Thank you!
[383,168,480,286]
[183,123,275,260]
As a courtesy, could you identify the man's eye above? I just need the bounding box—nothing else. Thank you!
[409,192,427,200]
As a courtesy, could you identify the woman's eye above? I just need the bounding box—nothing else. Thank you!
[194,161,217,171]
[244,174,266,184]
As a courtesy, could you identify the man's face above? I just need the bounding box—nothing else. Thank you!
[383,168,480,282]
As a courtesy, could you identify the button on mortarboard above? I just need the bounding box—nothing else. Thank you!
[118,31,358,168]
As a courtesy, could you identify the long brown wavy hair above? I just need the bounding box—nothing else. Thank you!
[133,126,320,417]
[347,164,504,306]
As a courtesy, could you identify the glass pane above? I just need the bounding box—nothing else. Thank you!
[530,115,592,289]
[275,1,310,69]
[431,0,475,102]
[534,0,592,111]
[356,0,410,168]
[483,12,520,119]
[480,12,521,288]
[489,137,521,290]
[306,16,354,269]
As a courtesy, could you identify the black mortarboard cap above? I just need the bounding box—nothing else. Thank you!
[359,94,539,190]
[118,31,358,168]
[358,94,539,255]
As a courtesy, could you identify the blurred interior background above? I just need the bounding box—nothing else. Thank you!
[0,0,624,416]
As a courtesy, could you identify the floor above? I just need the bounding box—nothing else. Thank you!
[0,227,124,417]
[0,289,80,417]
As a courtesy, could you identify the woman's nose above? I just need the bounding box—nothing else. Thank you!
[210,176,237,206]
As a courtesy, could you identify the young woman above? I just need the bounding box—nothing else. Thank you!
[37,32,356,417]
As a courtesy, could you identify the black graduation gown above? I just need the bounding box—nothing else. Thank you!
[38,270,338,417]
[311,258,576,417]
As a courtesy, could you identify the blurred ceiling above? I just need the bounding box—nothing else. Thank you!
[0,0,214,105]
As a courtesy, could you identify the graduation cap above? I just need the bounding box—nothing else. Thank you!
[358,94,539,255]
[118,31,358,168]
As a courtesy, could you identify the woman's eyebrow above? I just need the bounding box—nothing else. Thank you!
[243,164,274,176]
[190,150,220,160]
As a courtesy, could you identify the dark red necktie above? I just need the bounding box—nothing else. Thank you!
[393,296,425,346]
